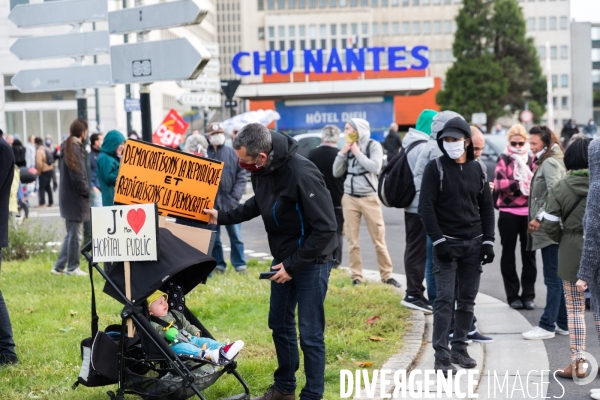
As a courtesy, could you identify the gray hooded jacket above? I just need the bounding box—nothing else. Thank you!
[409,111,463,213]
[332,118,383,196]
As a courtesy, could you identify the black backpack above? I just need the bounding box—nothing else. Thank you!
[377,140,427,208]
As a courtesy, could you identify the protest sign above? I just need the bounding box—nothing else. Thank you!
[114,139,223,223]
[152,109,189,148]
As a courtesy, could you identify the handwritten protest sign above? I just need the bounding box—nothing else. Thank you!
[114,139,223,223]
[152,109,189,148]
[91,203,159,262]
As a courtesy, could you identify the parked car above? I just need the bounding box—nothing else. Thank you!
[293,132,346,158]
[480,134,508,180]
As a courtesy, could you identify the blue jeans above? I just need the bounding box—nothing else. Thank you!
[425,236,437,306]
[53,219,83,272]
[269,260,332,400]
[92,190,103,207]
[539,244,568,332]
[171,335,222,356]
[213,224,246,271]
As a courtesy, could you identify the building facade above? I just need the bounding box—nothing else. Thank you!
[1,0,217,142]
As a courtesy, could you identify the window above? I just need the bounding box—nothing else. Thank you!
[330,24,337,35]
[444,49,453,62]
[560,16,567,29]
[300,39,306,48]
[444,0,451,3]
[433,0,440,4]
[320,0,327,6]
[309,24,316,37]
[382,0,389,4]
[330,0,337,5]
[268,0,275,9]
[551,74,557,87]
[278,0,285,8]
[538,46,546,58]
[362,37,368,47]
[269,26,275,38]
[361,0,368,5]
[331,38,337,48]
[561,96,568,109]
[269,41,275,50]
[443,20,452,33]
[340,0,347,5]
[560,45,568,59]
[289,0,296,8]
[593,48,600,62]
[309,0,316,7]
[290,40,296,50]
[341,24,347,35]
[423,21,431,35]
[258,27,265,39]
[550,45,557,59]
[561,74,568,87]
[402,0,409,5]
[433,20,441,34]
[361,23,368,35]
[279,40,285,49]
[351,23,358,34]
[373,23,379,35]
[402,21,410,34]
[539,17,546,30]
[413,21,421,35]
[527,18,535,31]
[392,22,399,34]
[320,24,327,36]
[413,0,419,4]
[350,0,357,5]
[310,39,316,49]
[341,38,347,48]
[279,26,285,37]
[258,0,264,10]
[321,39,327,48]
[392,0,399,4]
[552,96,557,108]
[372,0,378,5]
[289,26,296,36]
[299,25,306,37]
[299,0,306,7]
[433,49,442,63]
[549,17,556,30]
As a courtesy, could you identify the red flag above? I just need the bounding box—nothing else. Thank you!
[152,109,189,148]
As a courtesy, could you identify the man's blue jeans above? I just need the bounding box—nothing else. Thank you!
[269,261,333,400]
[213,224,246,271]
[425,236,437,306]
[539,244,568,332]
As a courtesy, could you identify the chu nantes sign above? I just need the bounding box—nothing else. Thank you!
[91,203,158,263]
[114,140,223,223]
[232,46,429,76]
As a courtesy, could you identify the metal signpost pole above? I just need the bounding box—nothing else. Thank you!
[135,0,152,143]
[123,0,132,135]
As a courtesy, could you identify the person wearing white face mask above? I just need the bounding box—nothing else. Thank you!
[493,124,537,311]
[418,116,495,377]
[205,123,248,274]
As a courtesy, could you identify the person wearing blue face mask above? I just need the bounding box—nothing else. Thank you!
[418,117,496,377]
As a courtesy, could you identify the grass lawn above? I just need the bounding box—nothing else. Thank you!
[0,253,410,399]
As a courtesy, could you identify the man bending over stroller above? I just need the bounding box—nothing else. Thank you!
[148,290,244,364]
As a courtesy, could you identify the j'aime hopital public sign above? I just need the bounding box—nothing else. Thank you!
[231,46,429,76]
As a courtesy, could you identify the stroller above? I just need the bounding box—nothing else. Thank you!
[76,228,250,400]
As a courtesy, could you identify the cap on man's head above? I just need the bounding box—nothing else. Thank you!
[206,123,224,135]
[147,290,168,306]
[439,117,471,140]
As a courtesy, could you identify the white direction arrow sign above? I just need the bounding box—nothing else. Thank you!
[177,93,221,107]
[179,76,221,91]
[9,0,108,28]
[203,43,220,58]
[110,38,210,84]
[108,0,207,35]
[11,65,112,93]
[202,59,220,75]
[11,31,110,60]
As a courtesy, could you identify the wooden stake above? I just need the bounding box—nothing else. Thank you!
[124,260,134,337]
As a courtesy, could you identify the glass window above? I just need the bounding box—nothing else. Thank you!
[392,0,399,5]
[382,22,389,35]
[413,0,419,4]
[341,38,347,48]
[444,0,450,3]
[258,0,264,10]
[552,74,557,87]
[562,96,568,108]
[592,26,600,40]
[5,111,23,136]
[433,49,442,63]
[560,16,567,29]
[330,0,337,5]
[290,40,296,50]
[423,0,430,4]
[269,41,275,50]
[433,0,440,4]
[309,0,316,7]
[549,17,556,30]
[320,0,327,6]
[331,38,337,48]
[402,21,410,34]
[268,0,275,9]
[299,0,306,7]
[444,49,453,61]
[552,96,557,107]
[340,0,347,5]
[278,0,285,8]
[372,0,378,5]
[382,0,389,4]
[330,24,337,35]
[300,39,306,48]
[560,45,568,59]
[592,48,600,62]
[320,24,327,36]
[289,0,296,8]
[279,26,285,37]
[289,26,296,36]
[392,22,399,34]
[423,21,431,34]
[268,26,275,37]
[539,17,546,30]
[351,23,358,34]
[373,23,379,35]
[561,74,568,87]
[550,45,557,59]
[341,24,347,35]
[310,39,316,49]
[433,20,441,33]
[321,38,327,49]
[279,40,285,49]
[60,110,77,139]
[361,23,368,34]
[402,0,409,5]
[309,24,317,37]
[258,27,265,39]
[538,46,546,58]
[413,21,421,34]
[26,111,41,138]
[362,37,368,47]
[527,18,535,30]
[299,25,306,36]
[444,20,451,33]
[350,0,357,5]
[361,0,368,5]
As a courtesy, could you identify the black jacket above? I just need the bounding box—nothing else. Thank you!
[218,131,338,276]
[418,117,495,245]
[0,137,14,248]
[58,138,91,222]
[383,131,402,158]
[207,144,247,212]
[307,145,345,208]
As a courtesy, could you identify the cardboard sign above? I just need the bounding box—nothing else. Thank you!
[91,203,158,262]
[152,109,189,148]
[114,139,223,223]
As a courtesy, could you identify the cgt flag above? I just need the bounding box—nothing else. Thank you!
[152,109,189,149]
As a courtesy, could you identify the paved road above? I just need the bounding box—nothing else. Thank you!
[29,191,598,398]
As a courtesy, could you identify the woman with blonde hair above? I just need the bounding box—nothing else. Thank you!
[494,124,537,310]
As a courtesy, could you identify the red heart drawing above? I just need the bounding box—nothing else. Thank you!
[127,208,146,235]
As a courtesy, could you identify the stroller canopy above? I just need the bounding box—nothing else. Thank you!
[103,228,216,305]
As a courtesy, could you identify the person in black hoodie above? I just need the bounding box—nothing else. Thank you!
[204,123,337,400]
[418,117,495,376]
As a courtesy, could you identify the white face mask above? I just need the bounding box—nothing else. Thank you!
[535,146,547,159]
[509,143,529,155]
[208,133,225,146]
[443,140,466,160]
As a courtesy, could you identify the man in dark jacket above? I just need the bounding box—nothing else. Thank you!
[418,117,495,376]
[205,123,248,273]
[0,135,17,366]
[204,123,337,400]
[383,122,402,159]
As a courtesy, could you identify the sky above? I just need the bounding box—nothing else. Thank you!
[571,0,600,23]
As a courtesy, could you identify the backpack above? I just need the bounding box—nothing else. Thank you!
[434,157,487,194]
[377,140,427,208]
[44,148,54,165]
[347,139,382,194]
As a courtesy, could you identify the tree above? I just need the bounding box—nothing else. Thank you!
[437,0,547,131]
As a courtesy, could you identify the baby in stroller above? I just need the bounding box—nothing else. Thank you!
[148,290,244,365]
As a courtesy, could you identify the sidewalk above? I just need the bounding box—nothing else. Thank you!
[357,269,550,400]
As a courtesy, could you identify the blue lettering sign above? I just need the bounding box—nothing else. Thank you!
[232,51,251,76]
[411,46,430,70]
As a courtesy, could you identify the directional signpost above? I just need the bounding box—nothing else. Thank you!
[177,93,221,107]
[179,76,221,91]
[10,31,110,60]
[8,0,108,28]
[12,65,112,93]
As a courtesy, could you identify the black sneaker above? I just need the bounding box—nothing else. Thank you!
[401,295,433,314]
[384,278,402,288]
[0,354,18,367]
[434,357,457,377]
[352,279,361,286]
[524,300,535,310]
[466,330,494,343]
[450,348,477,369]
[509,299,524,309]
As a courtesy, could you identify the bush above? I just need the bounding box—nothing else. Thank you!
[4,220,57,261]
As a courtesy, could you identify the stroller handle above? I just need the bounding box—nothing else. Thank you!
[81,241,93,263]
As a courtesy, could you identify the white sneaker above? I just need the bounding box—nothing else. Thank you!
[221,340,244,360]
[591,388,600,393]
[591,393,600,400]
[66,268,88,276]
[555,323,569,336]
[522,326,555,340]
[200,348,221,363]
